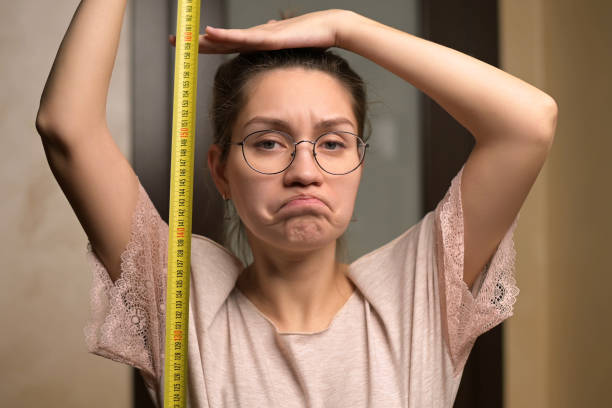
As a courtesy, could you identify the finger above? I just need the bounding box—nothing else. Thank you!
[207,25,274,47]
[171,31,240,53]
[211,29,282,51]
[171,29,235,46]
[204,26,248,42]
[197,36,244,54]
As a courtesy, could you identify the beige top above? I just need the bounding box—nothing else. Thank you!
[84,167,519,407]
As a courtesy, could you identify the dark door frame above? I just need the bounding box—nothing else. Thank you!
[420,1,503,407]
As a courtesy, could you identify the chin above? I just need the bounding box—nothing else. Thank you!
[281,216,342,250]
[286,220,325,242]
[244,213,349,254]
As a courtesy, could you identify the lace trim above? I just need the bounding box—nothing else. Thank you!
[83,182,168,389]
[435,167,519,375]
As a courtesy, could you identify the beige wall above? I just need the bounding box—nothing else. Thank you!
[501,1,612,407]
[0,1,131,406]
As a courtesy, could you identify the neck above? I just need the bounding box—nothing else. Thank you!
[236,237,355,333]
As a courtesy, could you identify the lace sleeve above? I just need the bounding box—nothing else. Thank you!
[434,166,519,375]
[83,181,168,396]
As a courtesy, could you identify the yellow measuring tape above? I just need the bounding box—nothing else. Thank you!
[164,0,200,407]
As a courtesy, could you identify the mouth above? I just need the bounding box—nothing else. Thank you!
[280,194,328,211]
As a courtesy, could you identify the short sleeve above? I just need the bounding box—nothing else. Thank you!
[434,166,519,374]
[84,180,168,398]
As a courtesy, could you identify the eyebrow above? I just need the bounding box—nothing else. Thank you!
[243,116,357,132]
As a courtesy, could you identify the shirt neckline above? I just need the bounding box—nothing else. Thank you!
[234,285,359,336]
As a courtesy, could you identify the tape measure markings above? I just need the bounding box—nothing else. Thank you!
[164,0,200,407]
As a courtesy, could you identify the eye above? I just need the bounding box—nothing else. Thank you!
[247,131,291,152]
[317,132,350,152]
[255,139,281,150]
[322,141,344,150]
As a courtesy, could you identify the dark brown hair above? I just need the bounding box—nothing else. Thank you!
[210,48,368,264]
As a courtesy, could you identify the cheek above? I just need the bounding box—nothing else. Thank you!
[226,159,275,222]
[334,174,361,216]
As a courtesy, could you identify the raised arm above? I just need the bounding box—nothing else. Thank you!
[195,9,557,289]
[36,0,139,282]
[337,12,557,288]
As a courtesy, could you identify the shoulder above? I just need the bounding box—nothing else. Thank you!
[188,234,244,329]
[191,234,244,274]
[348,211,437,298]
[351,212,436,269]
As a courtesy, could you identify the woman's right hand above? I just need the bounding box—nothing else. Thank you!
[170,9,356,54]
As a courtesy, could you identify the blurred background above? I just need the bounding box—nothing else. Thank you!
[1,0,610,406]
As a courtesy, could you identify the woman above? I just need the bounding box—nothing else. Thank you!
[36,1,557,407]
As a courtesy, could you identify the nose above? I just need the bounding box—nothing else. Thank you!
[283,140,323,186]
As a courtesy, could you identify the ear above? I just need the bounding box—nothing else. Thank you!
[207,144,230,199]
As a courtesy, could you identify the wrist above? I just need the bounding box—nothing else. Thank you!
[333,10,367,51]
[329,10,358,49]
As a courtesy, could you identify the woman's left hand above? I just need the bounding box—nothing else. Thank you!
[170,9,351,54]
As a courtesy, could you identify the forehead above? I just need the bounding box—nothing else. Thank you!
[237,67,357,130]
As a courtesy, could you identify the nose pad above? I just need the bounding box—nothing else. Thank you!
[290,140,318,166]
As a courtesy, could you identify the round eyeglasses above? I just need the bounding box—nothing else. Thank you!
[231,130,369,175]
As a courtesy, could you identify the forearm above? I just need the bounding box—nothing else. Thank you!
[37,0,128,140]
[337,11,557,145]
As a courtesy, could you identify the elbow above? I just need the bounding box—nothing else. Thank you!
[35,108,80,156]
[534,94,558,149]
[35,105,68,142]
[36,105,102,146]
[35,108,57,140]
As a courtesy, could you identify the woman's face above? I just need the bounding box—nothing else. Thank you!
[212,67,363,254]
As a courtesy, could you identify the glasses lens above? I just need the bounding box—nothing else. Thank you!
[315,132,365,174]
[243,130,294,174]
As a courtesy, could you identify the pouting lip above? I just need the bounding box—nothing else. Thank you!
[280,193,329,210]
